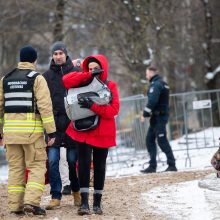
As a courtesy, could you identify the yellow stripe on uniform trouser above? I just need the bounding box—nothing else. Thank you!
[6,137,47,211]
[8,185,25,212]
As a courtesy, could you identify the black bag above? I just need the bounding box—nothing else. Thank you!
[77,91,99,102]
[73,115,100,131]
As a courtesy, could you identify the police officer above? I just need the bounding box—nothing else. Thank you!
[140,66,177,173]
[0,45,56,215]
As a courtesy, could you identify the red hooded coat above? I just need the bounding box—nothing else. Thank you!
[63,55,120,148]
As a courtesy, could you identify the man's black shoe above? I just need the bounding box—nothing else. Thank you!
[164,165,177,172]
[23,204,46,216]
[140,166,156,174]
[62,185,71,195]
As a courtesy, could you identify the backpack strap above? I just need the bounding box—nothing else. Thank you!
[4,68,17,79]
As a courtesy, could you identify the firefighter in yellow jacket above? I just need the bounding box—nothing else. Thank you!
[0,45,56,216]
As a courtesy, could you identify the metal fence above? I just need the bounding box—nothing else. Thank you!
[108,89,220,169]
[1,90,220,170]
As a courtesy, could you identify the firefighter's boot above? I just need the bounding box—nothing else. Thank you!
[23,204,46,216]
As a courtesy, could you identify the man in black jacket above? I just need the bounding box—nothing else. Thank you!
[43,42,81,209]
[140,66,177,174]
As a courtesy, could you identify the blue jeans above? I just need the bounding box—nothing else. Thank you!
[48,147,79,200]
[48,147,61,200]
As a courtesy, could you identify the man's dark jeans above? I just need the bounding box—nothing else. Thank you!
[48,146,79,200]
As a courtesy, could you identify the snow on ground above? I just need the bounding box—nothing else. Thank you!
[143,180,214,220]
[199,173,220,218]
[0,164,8,183]
[106,127,220,219]
[141,173,220,220]
[107,127,220,177]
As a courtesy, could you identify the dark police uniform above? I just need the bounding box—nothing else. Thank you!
[143,74,176,170]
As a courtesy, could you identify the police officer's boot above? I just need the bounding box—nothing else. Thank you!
[78,193,90,215]
[93,193,103,215]
[23,204,46,216]
[164,165,177,172]
[140,166,156,174]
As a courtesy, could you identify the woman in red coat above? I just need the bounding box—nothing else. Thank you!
[63,55,120,215]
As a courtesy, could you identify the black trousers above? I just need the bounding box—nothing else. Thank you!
[77,142,108,191]
[146,115,175,168]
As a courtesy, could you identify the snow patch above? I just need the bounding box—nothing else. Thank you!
[199,173,220,191]
[142,180,214,220]
[0,165,8,182]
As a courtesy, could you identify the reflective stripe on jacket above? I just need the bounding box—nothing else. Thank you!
[3,69,39,113]
[0,62,56,144]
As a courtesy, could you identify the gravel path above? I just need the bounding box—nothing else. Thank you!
[0,169,212,220]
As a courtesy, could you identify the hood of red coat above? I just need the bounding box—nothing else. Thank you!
[82,54,108,82]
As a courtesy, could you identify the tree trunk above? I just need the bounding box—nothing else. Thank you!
[53,0,65,41]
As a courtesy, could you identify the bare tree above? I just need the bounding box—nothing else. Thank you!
[53,0,65,41]
[1,0,220,98]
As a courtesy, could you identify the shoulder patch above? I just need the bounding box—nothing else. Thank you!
[149,87,154,93]
[27,71,38,78]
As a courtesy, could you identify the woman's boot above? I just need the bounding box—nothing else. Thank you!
[77,193,90,215]
[93,193,103,215]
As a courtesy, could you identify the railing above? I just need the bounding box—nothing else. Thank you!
[108,89,220,169]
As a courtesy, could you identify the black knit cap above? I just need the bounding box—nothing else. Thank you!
[20,45,37,63]
[87,57,102,68]
[51,41,68,56]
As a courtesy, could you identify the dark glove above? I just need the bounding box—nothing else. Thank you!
[78,97,94,109]
[143,110,151,118]
[92,69,104,77]
[48,132,56,138]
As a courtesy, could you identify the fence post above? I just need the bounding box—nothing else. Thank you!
[182,94,191,167]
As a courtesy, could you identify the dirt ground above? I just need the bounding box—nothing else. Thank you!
[0,169,212,220]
